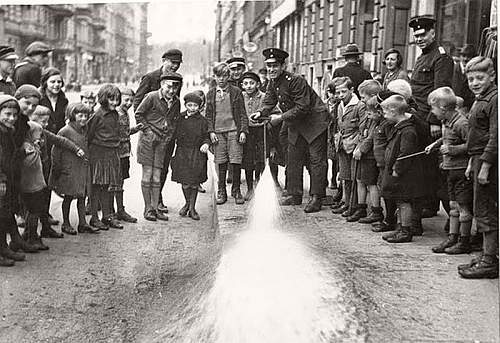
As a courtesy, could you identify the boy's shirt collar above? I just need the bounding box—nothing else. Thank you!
[342,93,359,108]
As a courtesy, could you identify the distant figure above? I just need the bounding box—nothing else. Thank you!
[333,44,372,97]
[13,41,52,88]
[452,45,476,111]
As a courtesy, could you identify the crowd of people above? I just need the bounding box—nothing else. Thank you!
[0,15,496,280]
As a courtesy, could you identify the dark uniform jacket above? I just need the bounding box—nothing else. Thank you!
[205,84,248,136]
[0,76,16,96]
[451,62,475,111]
[134,68,162,111]
[260,71,329,145]
[410,41,454,125]
[333,61,372,96]
[13,57,42,87]
[467,84,497,165]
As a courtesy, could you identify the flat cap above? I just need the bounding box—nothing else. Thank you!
[159,71,183,83]
[409,15,436,35]
[241,71,260,84]
[14,84,41,100]
[341,44,362,56]
[25,41,53,56]
[0,46,18,61]
[262,48,289,63]
[162,49,183,62]
[226,57,246,68]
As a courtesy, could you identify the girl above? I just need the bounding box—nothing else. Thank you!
[171,92,210,220]
[87,84,123,230]
[50,103,99,234]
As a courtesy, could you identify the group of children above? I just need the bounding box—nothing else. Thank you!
[326,56,497,278]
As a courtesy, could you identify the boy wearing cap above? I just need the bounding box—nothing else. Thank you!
[13,41,52,88]
[206,63,248,205]
[226,57,246,89]
[135,71,182,221]
[333,44,372,97]
[251,48,329,213]
[0,46,18,96]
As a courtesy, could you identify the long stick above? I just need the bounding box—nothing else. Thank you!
[396,150,426,161]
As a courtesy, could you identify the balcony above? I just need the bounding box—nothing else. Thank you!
[46,4,74,18]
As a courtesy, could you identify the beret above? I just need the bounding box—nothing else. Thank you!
[162,49,183,62]
[0,94,19,109]
[40,67,62,87]
[14,84,41,100]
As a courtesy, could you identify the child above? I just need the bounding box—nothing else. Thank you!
[455,96,468,119]
[379,95,426,243]
[459,56,498,279]
[193,89,207,193]
[349,80,383,223]
[135,71,182,221]
[80,91,96,113]
[171,92,210,220]
[87,84,123,230]
[241,71,266,200]
[112,88,140,223]
[331,77,364,217]
[206,63,248,205]
[0,95,32,266]
[425,87,472,254]
[50,103,99,234]
[326,82,341,200]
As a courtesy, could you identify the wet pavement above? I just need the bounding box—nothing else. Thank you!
[0,87,498,342]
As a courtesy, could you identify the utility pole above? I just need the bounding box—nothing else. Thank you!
[217,1,222,61]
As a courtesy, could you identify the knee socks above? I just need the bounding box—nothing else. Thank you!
[245,169,254,191]
[77,197,87,226]
[150,181,162,211]
[62,196,73,225]
[116,190,124,212]
[231,164,241,192]
[141,181,152,212]
[218,163,228,190]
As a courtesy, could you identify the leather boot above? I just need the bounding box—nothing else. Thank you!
[102,216,124,229]
[279,195,302,206]
[332,203,348,214]
[458,255,482,271]
[0,227,25,261]
[304,195,322,213]
[372,221,395,233]
[188,188,200,221]
[8,223,38,253]
[386,226,412,243]
[116,208,138,223]
[346,204,367,222]
[341,206,355,218]
[40,225,64,238]
[90,217,110,230]
[179,188,190,216]
[432,234,458,253]
[331,201,345,210]
[382,224,401,240]
[445,236,471,254]
[216,189,227,205]
[331,188,342,203]
[459,255,499,279]
[359,206,384,224]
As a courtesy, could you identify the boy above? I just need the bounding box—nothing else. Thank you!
[349,80,384,223]
[241,71,265,200]
[206,63,248,205]
[379,95,426,243]
[112,88,140,223]
[459,57,498,279]
[331,77,364,217]
[426,87,472,254]
[135,71,182,221]
[80,90,96,112]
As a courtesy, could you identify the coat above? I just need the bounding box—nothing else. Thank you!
[39,90,69,135]
[0,76,16,96]
[49,122,90,197]
[333,62,372,97]
[206,84,249,136]
[260,70,329,145]
[133,68,161,111]
[381,118,427,201]
[13,57,42,87]
[0,124,18,216]
[334,94,365,154]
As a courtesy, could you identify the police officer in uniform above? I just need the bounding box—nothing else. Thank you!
[134,48,183,213]
[250,48,329,213]
[13,41,52,88]
[409,15,454,222]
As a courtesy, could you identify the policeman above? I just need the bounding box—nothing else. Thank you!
[409,15,454,137]
[0,46,18,96]
[226,56,246,89]
[134,48,183,213]
[409,15,454,221]
[250,48,329,213]
[13,41,52,88]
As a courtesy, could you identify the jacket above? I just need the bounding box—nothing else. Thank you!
[0,76,16,96]
[410,41,454,125]
[260,71,328,145]
[435,112,469,170]
[357,117,381,160]
[333,62,372,97]
[373,119,393,168]
[133,68,161,111]
[39,91,69,135]
[206,84,248,136]
[87,107,121,149]
[466,84,497,165]
[13,57,42,87]
[381,118,426,200]
[335,94,365,154]
[0,124,18,216]
[49,122,90,197]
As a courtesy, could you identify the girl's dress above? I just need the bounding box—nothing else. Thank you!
[49,122,90,198]
[171,111,209,186]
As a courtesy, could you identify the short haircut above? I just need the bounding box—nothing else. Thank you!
[0,99,20,112]
[32,105,51,117]
[383,48,404,68]
[213,63,230,76]
[365,96,381,112]
[381,94,408,114]
[358,79,382,96]
[97,84,122,108]
[387,79,412,99]
[465,56,495,75]
[455,96,464,109]
[428,86,457,110]
[66,102,92,122]
[333,76,353,89]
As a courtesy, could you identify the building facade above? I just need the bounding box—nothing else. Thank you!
[0,3,150,84]
[215,0,496,96]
